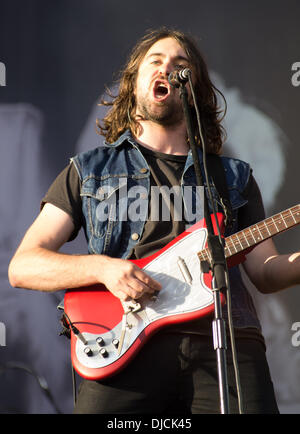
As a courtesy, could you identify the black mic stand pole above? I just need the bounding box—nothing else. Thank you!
[179,82,230,414]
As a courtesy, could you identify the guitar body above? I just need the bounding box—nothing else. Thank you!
[63,203,300,380]
[64,214,225,380]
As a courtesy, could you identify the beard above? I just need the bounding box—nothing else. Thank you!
[136,94,184,127]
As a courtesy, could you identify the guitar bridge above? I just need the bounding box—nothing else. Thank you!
[122,299,141,314]
[116,299,142,355]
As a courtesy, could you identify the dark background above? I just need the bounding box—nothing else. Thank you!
[0,0,299,413]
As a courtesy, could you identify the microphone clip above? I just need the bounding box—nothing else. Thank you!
[168,68,191,88]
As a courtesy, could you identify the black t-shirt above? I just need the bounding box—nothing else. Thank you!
[41,145,265,246]
[41,145,266,343]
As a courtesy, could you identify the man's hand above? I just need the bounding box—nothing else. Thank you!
[98,256,162,301]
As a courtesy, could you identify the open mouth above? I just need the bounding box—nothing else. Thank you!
[153,80,170,101]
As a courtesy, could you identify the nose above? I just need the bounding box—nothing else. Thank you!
[158,59,173,77]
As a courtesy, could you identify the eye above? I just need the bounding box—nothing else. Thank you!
[174,64,186,70]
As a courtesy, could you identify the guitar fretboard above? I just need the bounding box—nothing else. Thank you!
[198,204,300,263]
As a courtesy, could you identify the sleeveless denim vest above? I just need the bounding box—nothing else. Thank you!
[71,130,261,330]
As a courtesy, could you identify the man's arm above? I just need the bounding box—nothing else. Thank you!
[243,238,300,294]
[8,203,161,300]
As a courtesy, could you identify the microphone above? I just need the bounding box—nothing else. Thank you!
[168,68,191,87]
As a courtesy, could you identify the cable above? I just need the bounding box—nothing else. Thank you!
[59,311,79,405]
[0,361,62,414]
[188,73,244,414]
[71,362,77,406]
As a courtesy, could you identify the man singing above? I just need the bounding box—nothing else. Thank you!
[8,27,300,414]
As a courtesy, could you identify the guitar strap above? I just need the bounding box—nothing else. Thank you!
[206,154,234,231]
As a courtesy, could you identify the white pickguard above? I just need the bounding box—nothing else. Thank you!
[143,226,212,319]
[75,227,212,370]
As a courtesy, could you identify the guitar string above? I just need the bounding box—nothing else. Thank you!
[198,206,300,261]
[198,207,300,261]
[226,207,300,249]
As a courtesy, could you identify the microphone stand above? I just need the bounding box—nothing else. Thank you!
[178,82,230,414]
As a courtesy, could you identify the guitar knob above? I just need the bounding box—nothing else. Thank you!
[99,348,108,358]
[84,346,93,357]
[96,337,105,347]
[112,338,119,349]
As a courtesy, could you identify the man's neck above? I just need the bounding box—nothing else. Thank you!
[134,121,189,156]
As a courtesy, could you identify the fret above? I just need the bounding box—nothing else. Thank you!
[242,230,251,247]
[224,245,230,259]
[255,223,264,240]
[231,236,238,253]
[225,242,234,257]
[295,205,300,221]
[271,216,280,232]
[235,233,244,250]
[281,212,288,228]
[241,228,253,246]
[263,220,271,236]
[289,208,297,224]
[249,226,258,243]
[264,217,276,236]
[295,207,300,223]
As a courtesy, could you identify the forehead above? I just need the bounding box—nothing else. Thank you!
[143,37,189,61]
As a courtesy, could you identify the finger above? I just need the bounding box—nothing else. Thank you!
[112,286,135,302]
[133,269,162,292]
[125,279,152,298]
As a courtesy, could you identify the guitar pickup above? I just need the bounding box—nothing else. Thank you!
[177,256,193,284]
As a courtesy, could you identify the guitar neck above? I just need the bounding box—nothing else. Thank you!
[198,204,300,263]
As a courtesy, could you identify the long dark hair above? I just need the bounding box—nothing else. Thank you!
[97,27,226,154]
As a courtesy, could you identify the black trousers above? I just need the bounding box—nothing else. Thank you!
[73,332,279,414]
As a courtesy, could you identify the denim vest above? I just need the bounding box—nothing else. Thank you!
[71,130,261,330]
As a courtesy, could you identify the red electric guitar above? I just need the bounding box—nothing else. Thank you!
[63,204,300,380]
